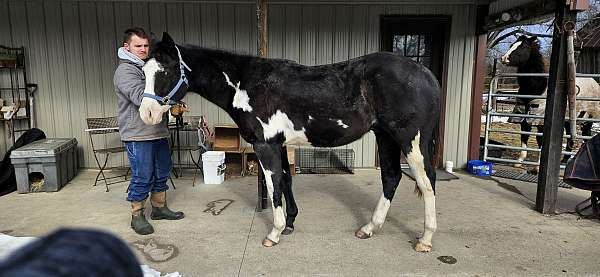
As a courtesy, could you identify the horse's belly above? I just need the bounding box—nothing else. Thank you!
[305,121,370,147]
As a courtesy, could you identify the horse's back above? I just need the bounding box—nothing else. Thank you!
[576,78,600,97]
[575,78,600,118]
[363,52,441,135]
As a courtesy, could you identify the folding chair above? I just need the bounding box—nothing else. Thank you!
[170,115,208,185]
[85,116,129,192]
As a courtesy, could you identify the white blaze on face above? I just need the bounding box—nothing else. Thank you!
[139,58,170,125]
[257,110,311,146]
[336,119,349,129]
[223,72,253,112]
[501,41,522,65]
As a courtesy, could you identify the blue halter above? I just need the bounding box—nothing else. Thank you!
[143,45,192,105]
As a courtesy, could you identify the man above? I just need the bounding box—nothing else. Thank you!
[114,27,184,235]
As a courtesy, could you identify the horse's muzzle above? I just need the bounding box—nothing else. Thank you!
[139,98,170,125]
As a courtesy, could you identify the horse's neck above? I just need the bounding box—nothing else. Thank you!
[517,52,546,74]
[186,48,254,113]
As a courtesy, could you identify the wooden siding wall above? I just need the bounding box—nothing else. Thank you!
[578,49,600,77]
[0,0,476,168]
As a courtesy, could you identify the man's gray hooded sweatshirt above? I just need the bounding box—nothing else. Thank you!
[114,47,169,141]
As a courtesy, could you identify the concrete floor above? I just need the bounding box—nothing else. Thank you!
[0,169,599,276]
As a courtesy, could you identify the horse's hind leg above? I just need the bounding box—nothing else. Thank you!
[254,143,286,247]
[563,121,593,163]
[355,129,402,240]
[280,146,297,235]
[404,131,437,252]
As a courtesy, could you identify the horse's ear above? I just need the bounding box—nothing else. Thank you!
[528,35,538,42]
[162,32,175,46]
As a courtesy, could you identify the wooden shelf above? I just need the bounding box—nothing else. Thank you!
[0,116,29,122]
[0,65,25,69]
[1,45,33,143]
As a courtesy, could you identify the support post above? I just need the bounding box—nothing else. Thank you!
[536,1,579,214]
[257,0,267,58]
[468,33,488,161]
[256,0,268,212]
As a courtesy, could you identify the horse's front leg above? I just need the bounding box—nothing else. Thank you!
[254,143,286,247]
[531,125,544,174]
[280,146,297,235]
[515,122,531,169]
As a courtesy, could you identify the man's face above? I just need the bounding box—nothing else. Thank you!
[124,35,149,60]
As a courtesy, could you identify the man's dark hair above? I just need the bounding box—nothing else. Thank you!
[123,27,149,44]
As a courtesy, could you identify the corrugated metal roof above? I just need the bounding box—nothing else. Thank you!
[488,0,537,15]
[577,14,600,48]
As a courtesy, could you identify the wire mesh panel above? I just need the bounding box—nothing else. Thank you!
[295,148,354,174]
[86,117,119,134]
[492,167,571,189]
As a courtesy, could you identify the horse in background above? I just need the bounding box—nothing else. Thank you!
[501,35,600,170]
[139,33,441,252]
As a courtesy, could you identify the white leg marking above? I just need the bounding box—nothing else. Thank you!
[140,58,169,125]
[260,165,285,243]
[359,194,391,236]
[257,110,312,146]
[518,142,528,162]
[405,131,436,248]
[501,41,522,64]
[336,119,349,129]
[223,72,253,112]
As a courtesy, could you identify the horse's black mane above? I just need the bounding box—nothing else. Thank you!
[181,44,299,65]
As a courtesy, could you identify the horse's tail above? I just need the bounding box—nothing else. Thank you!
[429,115,439,193]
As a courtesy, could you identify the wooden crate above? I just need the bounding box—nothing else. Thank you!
[213,124,241,151]
[286,146,296,175]
[241,146,295,176]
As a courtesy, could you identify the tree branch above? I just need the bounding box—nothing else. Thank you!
[488,29,552,48]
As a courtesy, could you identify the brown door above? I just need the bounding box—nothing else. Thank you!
[379,15,450,168]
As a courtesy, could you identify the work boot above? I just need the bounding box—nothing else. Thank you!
[150,191,185,220]
[131,201,154,235]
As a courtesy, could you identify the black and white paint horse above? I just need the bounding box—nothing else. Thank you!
[140,33,440,252]
[501,35,600,168]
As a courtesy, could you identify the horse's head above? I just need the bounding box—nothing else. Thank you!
[501,35,539,66]
[139,32,191,125]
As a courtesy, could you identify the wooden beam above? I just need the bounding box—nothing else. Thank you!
[257,0,267,58]
[468,33,488,161]
[536,1,579,214]
[484,0,556,32]
[256,0,268,212]
[469,4,489,161]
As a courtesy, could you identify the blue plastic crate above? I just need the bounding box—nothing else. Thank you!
[467,160,493,176]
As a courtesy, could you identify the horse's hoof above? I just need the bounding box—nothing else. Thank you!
[262,237,278,247]
[355,228,371,239]
[513,164,524,169]
[281,227,294,235]
[414,242,432,252]
[530,166,540,175]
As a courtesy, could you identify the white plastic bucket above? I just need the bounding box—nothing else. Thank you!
[202,151,226,184]
[445,160,454,173]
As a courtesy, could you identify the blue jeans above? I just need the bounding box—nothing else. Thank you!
[125,139,172,202]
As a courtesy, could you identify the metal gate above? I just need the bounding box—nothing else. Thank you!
[482,72,600,184]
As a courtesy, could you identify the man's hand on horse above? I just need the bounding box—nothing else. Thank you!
[170,103,190,117]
